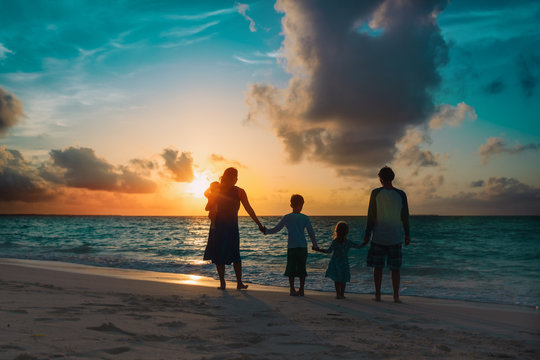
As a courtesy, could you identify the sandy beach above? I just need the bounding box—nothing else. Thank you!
[1,258,539,360]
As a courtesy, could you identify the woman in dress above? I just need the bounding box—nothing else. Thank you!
[204,167,265,290]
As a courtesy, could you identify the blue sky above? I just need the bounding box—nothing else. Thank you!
[0,0,539,215]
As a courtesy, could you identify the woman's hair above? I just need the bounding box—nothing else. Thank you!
[333,221,349,242]
[220,167,238,186]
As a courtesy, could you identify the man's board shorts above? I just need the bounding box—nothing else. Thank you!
[284,247,308,277]
[367,243,402,270]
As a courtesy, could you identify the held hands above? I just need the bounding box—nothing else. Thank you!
[258,224,267,234]
[361,234,370,247]
[404,235,411,246]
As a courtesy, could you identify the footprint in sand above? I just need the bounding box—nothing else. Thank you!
[86,322,134,336]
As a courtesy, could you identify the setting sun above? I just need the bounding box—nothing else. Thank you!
[186,172,212,198]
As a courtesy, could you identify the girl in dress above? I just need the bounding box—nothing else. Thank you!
[317,221,364,299]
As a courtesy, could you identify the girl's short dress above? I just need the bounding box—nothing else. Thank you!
[325,239,362,282]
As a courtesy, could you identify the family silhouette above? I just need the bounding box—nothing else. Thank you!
[203,166,410,301]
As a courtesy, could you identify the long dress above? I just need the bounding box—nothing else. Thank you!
[203,186,241,265]
[325,239,362,282]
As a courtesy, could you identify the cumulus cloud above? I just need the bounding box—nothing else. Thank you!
[429,102,477,129]
[44,146,157,193]
[0,87,24,135]
[210,153,247,168]
[161,148,194,182]
[0,146,55,202]
[394,128,439,169]
[518,54,538,97]
[236,3,257,32]
[245,0,449,175]
[478,137,540,164]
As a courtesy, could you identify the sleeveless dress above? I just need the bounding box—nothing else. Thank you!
[203,186,241,265]
[325,239,362,282]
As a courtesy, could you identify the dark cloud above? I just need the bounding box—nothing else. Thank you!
[483,78,505,95]
[210,153,247,168]
[0,146,55,202]
[471,180,484,188]
[479,137,540,164]
[0,87,24,135]
[433,177,540,215]
[518,54,538,97]
[162,148,194,182]
[246,0,449,174]
[45,146,156,193]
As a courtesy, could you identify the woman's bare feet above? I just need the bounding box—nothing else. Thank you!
[297,289,304,296]
[237,283,248,290]
[217,286,226,290]
[372,296,382,302]
[290,289,299,296]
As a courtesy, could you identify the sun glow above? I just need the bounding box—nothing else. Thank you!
[186,172,212,198]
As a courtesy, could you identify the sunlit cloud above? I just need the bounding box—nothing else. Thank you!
[236,3,257,32]
[0,146,55,202]
[210,153,246,169]
[246,0,450,175]
[0,87,25,135]
[41,147,157,193]
[162,148,194,182]
[479,137,540,165]
[429,102,477,129]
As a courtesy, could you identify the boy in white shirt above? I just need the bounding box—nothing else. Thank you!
[264,194,319,296]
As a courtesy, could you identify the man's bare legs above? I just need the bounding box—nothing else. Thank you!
[373,267,383,301]
[391,269,401,303]
[233,262,248,290]
[216,264,226,289]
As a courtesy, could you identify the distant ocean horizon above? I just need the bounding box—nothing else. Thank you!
[1,215,539,308]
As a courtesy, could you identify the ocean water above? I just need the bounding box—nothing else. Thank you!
[1,215,539,307]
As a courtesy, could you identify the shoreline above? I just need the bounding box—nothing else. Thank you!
[1,258,539,359]
[2,257,538,309]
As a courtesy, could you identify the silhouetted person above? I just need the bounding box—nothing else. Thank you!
[203,167,265,290]
[316,221,363,299]
[362,166,410,303]
[264,194,318,296]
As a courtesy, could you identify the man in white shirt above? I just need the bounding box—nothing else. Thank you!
[362,167,411,303]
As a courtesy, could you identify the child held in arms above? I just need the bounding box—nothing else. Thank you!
[264,194,319,296]
[204,181,220,229]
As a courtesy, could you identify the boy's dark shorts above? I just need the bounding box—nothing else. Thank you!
[284,247,308,277]
[367,243,402,270]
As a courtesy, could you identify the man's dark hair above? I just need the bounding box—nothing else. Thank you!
[378,166,395,182]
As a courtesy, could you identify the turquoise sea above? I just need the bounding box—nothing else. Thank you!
[1,215,539,307]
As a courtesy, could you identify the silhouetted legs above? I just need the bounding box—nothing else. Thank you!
[216,262,248,290]
[391,269,401,303]
[373,267,401,302]
[233,262,248,290]
[288,276,306,296]
[373,267,383,301]
[216,264,226,289]
[334,282,346,299]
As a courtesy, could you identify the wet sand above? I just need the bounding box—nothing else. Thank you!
[1,258,539,359]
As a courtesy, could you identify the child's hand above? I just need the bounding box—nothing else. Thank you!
[312,246,319,251]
